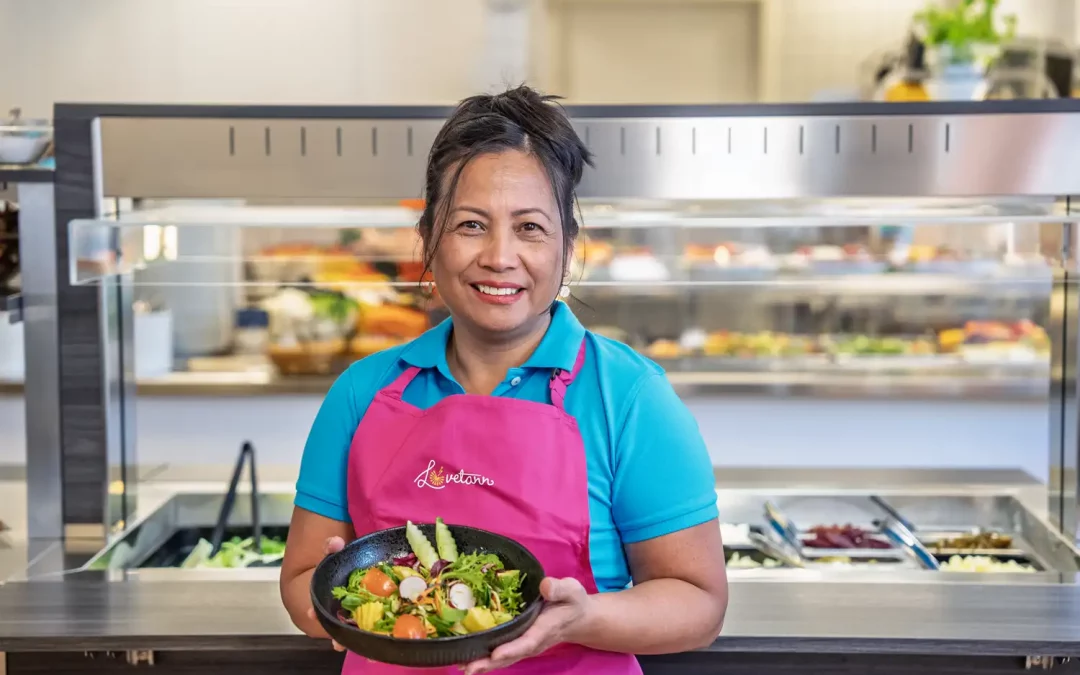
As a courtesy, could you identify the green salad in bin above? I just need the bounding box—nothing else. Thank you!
[180,536,287,569]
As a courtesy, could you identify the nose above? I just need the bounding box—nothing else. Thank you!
[476,224,518,272]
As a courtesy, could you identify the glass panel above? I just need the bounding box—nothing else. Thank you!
[66,198,1058,396]
[69,198,1077,286]
[73,197,1072,573]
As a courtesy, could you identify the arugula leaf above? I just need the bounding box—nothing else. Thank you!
[347,568,368,593]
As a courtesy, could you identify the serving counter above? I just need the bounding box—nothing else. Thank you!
[5,578,1080,674]
[2,468,1080,674]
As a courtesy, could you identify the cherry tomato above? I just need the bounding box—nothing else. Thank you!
[362,569,398,598]
[392,614,427,640]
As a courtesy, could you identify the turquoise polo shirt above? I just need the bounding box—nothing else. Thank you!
[295,302,718,592]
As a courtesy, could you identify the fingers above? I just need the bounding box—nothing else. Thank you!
[539,578,561,602]
[466,580,585,674]
[463,658,492,675]
[323,536,346,555]
[490,633,541,664]
[466,618,550,674]
[332,641,345,652]
[539,577,581,603]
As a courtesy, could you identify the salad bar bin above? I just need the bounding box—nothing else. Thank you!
[84,492,294,572]
[86,487,1080,584]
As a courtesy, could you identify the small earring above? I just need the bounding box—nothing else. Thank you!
[559,284,570,299]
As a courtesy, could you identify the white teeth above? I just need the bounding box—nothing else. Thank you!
[475,284,520,296]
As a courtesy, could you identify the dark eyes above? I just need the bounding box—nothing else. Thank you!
[456,220,545,234]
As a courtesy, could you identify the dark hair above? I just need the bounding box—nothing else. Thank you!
[418,85,593,283]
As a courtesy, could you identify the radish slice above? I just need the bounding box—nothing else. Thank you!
[399,575,427,602]
[448,583,475,610]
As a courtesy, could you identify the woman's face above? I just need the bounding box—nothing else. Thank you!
[430,150,567,339]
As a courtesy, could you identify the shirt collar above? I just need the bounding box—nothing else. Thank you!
[400,302,585,374]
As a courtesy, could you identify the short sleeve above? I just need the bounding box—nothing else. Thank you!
[294,369,369,522]
[611,373,719,544]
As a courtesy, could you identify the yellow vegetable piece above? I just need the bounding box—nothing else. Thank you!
[355,602,384,632]
[462,607,497,633]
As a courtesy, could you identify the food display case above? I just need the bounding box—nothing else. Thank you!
[9,99,1068,587]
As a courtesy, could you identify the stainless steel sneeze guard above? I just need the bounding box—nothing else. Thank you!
[95,107,1080,201]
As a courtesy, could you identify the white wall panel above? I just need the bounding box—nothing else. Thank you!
[0,0,1075,114]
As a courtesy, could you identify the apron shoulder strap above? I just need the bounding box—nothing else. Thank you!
[549,337,588,411]
[381,366,423,400]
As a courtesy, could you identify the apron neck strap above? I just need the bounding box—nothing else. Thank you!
[383,366,423,400]
[549,337,587,411]
[386,337,587,407]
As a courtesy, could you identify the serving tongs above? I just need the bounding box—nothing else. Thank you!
[209,440,263,560]
[869,495,917,532]
[763,501,803,553]
[881,517,940,570]
[748,530,806,569]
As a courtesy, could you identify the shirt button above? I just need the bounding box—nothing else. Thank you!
[510,376,522,386]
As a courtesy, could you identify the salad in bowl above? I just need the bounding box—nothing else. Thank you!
[310,518,544,666]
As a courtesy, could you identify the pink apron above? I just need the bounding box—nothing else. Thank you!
[344,338,642,675]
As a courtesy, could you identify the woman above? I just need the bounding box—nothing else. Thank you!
[281,85,728,675]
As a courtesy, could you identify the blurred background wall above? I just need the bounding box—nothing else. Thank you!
[1,0,1078,115]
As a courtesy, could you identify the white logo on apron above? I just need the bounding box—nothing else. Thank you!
[414,459,496,490]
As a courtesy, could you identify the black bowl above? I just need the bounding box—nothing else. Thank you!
[310,523,545,668]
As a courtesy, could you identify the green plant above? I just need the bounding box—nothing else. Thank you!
[913,0,1017,64]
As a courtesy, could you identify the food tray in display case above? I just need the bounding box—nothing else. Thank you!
[713,492,1080,577]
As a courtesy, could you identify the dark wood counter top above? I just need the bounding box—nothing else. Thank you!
[1,578,1079,656]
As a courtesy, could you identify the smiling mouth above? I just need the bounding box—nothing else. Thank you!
[472,284,524,297]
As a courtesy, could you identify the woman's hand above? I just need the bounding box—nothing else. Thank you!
[303,536,347,651]
[463,577,591,675]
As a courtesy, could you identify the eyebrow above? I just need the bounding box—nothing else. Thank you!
[452,206,553,221]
